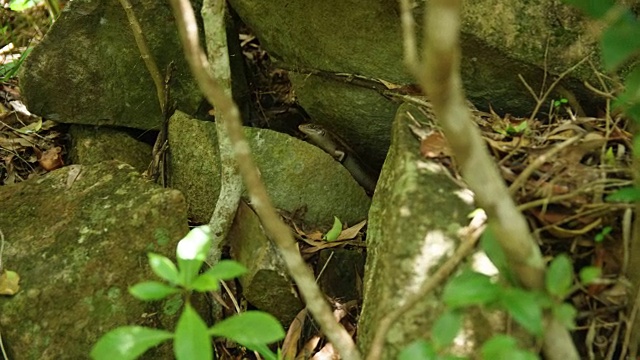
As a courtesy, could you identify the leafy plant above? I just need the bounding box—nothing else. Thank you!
[398,230,600,360]
[553,98,568,108]
[0,47,32,81]
[8,0,42,12]
[91,226,285,360]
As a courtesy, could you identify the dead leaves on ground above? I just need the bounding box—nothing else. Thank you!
[0,83,64,185]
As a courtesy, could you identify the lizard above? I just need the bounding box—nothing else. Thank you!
[298,123,377,194]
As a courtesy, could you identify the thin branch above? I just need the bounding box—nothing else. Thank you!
[200,0,242,269]
[0,228,4,274]
[521,56,590,122]
[406,0,579,359]
[508,134,585,195]
[167,0,361,358]
[117,0,165,112]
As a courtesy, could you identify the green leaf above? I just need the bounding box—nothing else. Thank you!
[191,261,247,292]
[9,0,41,12]
[324,216,342,242]
[190,273,220,292]
[129,281,180,301]
[442,270,499,308]
[174,303,212,360]
[176,226,212,285]
[545,254,573,299]
[481,335,540,360]
[209,311,285,346]
[601,14,640,70]
[579,266,601,284]
[562,0,614,18]
[206,260,247,281]
[91,326,173,360]
[148,253,179,284]
[398,340,437,360]
[480,228,516,284]
[552,303,577,329]
[606,186,640,202]
[499,288,544,336]
[614,66,640,111]
[431,310,462,350]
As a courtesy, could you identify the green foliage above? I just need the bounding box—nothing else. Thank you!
[553,98,568,107]
[91,226,285,360]
[8,0,42,11]
[0,48,32,81]
[594,226,612,243]
[481,335,539,360]
[545,254,573,299]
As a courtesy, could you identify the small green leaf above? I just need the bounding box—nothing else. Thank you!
[129,281,180,301]
[91,326,173,360]
[545,254,573,299]
[190,273,220,292]
[481,335,539,360]
[174,303,212,360]
[499,288,544,336]
[148,253,179,284]
[398,340,437,360]
[606,186,640,202]
[594,226,612,243]
[191,261,248,292]
[206,260,247,281]
[480,228,516,284]
[552,303,577,330]
[579,266,601,285]
[177,226,212,285]
[209,311,285,346]
[324,216,342,242]
[604,147,616,166]
[442,270,499,308]
[431,310,462,350]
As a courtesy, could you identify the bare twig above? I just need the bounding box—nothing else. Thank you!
[117,0,165,112]
[0,228,4,274]
[508,134,585,195]
[200,0,242,269]
[167,0,360,358]
[400,1,579,359]
[0,329,7,360]
[519,56,590,122]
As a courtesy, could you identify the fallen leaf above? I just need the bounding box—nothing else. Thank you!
[0,270,20,295]
[336,219,366,241]
[38,146,64,171]
[420,131,451,158]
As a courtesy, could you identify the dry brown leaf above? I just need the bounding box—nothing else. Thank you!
[281,308,306,360]
[336,219,366,241]
[38,146,64,171]
[420,131,451,158]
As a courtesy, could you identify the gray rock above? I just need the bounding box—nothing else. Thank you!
[228,202,302,325]
[167,111,371,228]
[357,103,531,358]
[19,0,201,130]
[68,125,152,173]
[0,161,190,359]
[228,0,602,169]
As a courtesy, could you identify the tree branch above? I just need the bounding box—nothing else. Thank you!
[167,0,361,358]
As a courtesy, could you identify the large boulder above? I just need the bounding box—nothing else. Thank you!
[0,161,189,359]
[167,111,371,228]
[228,0,603,169]
[19,0,201,129]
